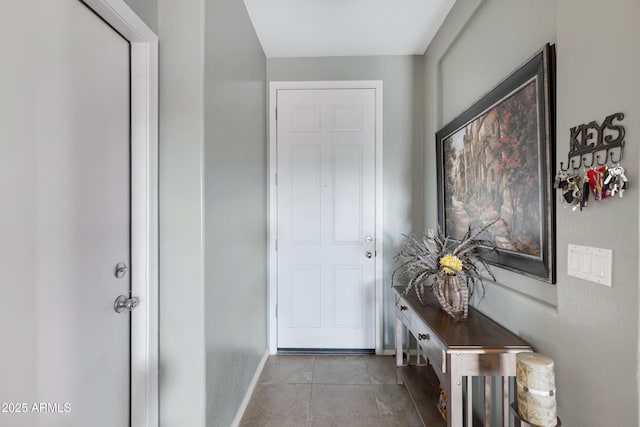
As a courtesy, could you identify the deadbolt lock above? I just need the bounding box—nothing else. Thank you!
[114,262,127,279]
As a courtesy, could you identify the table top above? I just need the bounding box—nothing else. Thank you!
[393,286,532,351]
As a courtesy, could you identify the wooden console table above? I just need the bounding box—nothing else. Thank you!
[394,286,533,427]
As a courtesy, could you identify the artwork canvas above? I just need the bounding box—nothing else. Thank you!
[436,44,556,282]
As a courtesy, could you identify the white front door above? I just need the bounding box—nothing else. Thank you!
[276,88,376,349]
[0,1,131,426]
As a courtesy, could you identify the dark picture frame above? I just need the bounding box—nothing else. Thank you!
[436,44,556,283]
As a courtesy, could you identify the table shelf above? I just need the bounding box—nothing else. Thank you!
[398,365,446,427]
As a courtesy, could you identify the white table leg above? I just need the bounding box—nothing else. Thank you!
[396,316,405,385]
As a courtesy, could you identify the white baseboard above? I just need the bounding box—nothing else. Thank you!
[385,349,425,358]
[229,349,269,427]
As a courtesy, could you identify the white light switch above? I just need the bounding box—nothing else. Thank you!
[567,244,612,287]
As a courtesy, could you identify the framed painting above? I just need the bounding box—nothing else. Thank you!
[436,44,556,283]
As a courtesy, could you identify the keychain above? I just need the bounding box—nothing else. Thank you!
[604,164,628,198]
[581,169,590,210]
[587,165,608,201]
[555,170,582,210]
[569,175,582,211]
[559,174,582,211]
[553,171,571,191]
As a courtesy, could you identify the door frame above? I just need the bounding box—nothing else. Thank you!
[81,1,158,426]
[268,80,384,355]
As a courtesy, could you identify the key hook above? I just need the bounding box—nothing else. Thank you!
[582,152,595,168]
[609,149,623,165]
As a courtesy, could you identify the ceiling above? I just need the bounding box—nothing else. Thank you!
[243,0,456,58]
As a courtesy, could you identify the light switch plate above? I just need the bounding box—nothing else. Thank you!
[567,244,612,287]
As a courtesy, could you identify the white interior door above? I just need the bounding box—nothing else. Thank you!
[0,1,131,426]
[276,88,376,349]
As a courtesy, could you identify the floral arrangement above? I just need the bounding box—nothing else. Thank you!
[439,254,463,274]
[392,220,500,309]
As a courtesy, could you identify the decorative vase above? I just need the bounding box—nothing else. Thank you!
[434,274,469,321]
[516,352,558,427]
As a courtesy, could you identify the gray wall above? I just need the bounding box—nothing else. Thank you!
[123,0,157,32]
[423,0,640,425]
[125,0,268,425]
[156,0,207,425]
[204,0,267,426]
[267,56,424,349]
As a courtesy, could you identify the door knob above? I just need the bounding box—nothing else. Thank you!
[114,295,139,313]
[365,251,373,259]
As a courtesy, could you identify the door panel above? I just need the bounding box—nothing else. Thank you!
[332,266,364,328]
[277,89,376,349]
[290,145,321,243]
[0,1,131,426]
[332,144,363,243]
[290,266,322,328]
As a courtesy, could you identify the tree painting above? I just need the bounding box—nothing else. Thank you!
[443,78,542,258]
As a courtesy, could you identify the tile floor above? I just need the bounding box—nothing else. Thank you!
[239,355,422,427]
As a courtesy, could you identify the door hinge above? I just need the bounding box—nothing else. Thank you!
[275,172,278,186]
[275,107,278,121]
[275,238,278,251]
[275,304,278,317]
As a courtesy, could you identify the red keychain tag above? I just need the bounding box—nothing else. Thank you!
[586,166,608,201]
